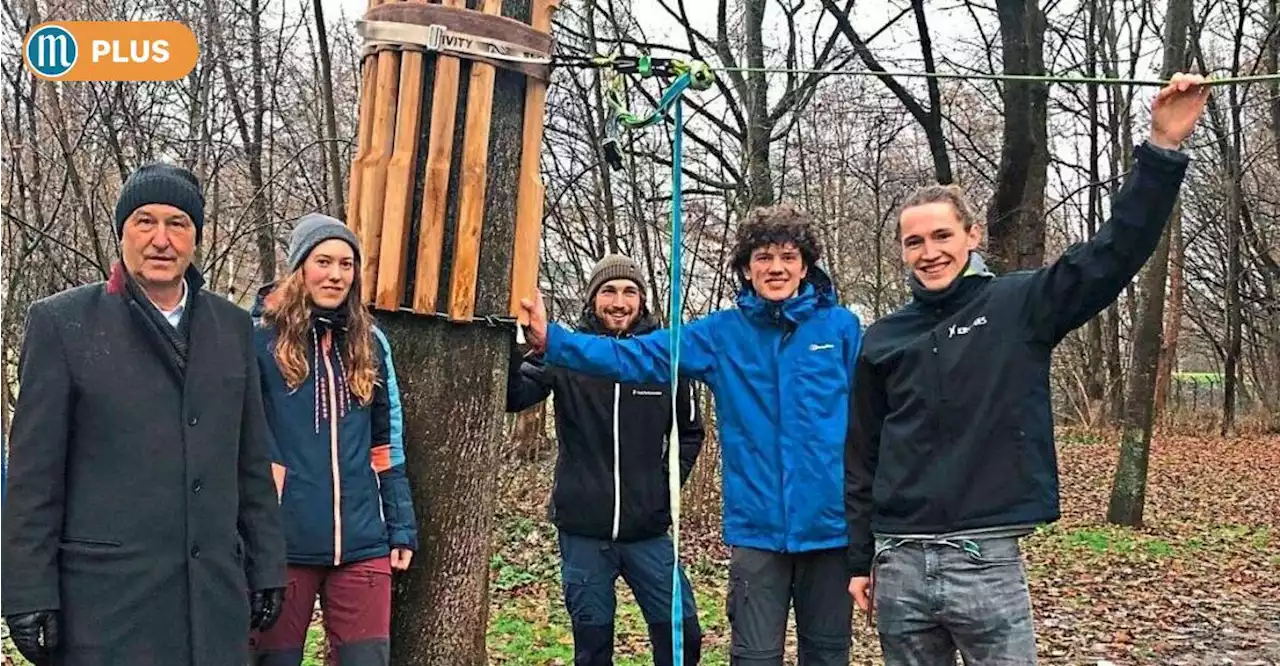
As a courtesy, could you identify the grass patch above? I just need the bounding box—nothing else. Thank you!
[490,514,562,592]
[1040,525,1185,560]
[1191,524,1272,551]
[487,599,575,665]
[1060,526,1139,554]
[1035,523,1275,562]
[1173,372,1223,384]
[491,553,546,591]
[303,624,326,665]
[1143,539,1175,557]
[1059,431,1104,447]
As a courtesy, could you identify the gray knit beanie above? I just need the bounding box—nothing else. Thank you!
[287,213,361,271]
[584,254,646,303]
[114,162,205,243]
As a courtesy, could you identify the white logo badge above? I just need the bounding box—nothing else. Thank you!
[948,315,988,338]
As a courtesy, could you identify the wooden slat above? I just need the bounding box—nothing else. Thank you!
[347,57,378,239]
[446,0,503,321]
[412,0,467,314]
[508,0,560,323]
[374,46,427,311]
[346,0,386,239]
[357,48,402,303]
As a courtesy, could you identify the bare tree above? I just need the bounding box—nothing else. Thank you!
[1107,0,1192,527]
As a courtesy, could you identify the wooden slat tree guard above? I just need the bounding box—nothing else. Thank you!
[350,0,553,320]
[342,0,558,663]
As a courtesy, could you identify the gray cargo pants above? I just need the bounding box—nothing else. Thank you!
[727,546,853,665]
[872,535,1038,665]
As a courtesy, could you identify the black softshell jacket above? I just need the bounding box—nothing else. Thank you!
[846,141,1190,575]
[507,313,706,542]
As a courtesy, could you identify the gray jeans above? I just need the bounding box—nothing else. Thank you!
[872,535,1037,665]
[727,546,853,665]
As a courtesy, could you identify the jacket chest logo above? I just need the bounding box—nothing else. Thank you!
[808,343,835,351]
[947,315,988,338]
[632,389,663,397]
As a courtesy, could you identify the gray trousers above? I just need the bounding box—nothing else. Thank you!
[872,535,1038,665]
[727,546,853,665]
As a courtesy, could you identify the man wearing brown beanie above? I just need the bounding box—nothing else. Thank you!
[507,254,706,665]
[2,162,287,665]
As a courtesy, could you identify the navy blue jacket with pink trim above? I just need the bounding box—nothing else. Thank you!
[251,286,417,566]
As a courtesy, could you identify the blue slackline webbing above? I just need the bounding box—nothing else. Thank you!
[668,83,687,666]
[603,67,701,665]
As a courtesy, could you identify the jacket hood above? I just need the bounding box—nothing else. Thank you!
[736,263,839,326]
[250,281,276,319]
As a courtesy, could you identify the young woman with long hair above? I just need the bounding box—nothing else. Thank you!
[249,213,417,666]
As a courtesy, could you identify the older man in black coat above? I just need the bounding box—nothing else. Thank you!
[2,163,287,666]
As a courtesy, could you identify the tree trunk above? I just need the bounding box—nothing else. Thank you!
[909,0,952,185]
[313,0,346,217]
[249,0,273,282]
[1106,0,1191,527]
[822,0,952,184]
[583,1,619,253]
[985,0,1048,273]
[1263,0,1280,429]
[1221,77,1245,436]
[382,318,508,665]
[1154,209,1182,416]
[383,1,531,659]
[1102,5,1129,425]
[744,0,776,207]
[2,344,11,439]
[1083,0,1106,421]
[1105,304,1124,423]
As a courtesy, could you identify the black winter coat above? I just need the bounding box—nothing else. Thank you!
[846,141,1190,575]
[1,262,287,666]
[507,314,705,542]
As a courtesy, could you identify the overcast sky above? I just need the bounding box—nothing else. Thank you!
[316,0,981,66]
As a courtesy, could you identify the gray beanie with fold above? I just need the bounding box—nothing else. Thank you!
[287,213,361,271]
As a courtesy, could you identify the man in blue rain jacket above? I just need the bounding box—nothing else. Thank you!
[520,204,861,666]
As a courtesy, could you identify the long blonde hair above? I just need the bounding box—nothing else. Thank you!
[261,269,379,405]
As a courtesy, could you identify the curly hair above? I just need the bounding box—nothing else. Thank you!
[898,184,980,237]
[730,202,824,276]
[260,269,379,406]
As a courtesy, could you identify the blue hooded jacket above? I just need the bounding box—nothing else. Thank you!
[544,268,861,553]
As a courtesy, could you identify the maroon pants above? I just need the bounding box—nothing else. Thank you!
[251,556,392,666]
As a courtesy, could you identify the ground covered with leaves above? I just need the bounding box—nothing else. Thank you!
[3,431,1275,665]
[486,430,1280,665]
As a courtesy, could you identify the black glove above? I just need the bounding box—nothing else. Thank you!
[5,610,60,665]
[249,587,286,632]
